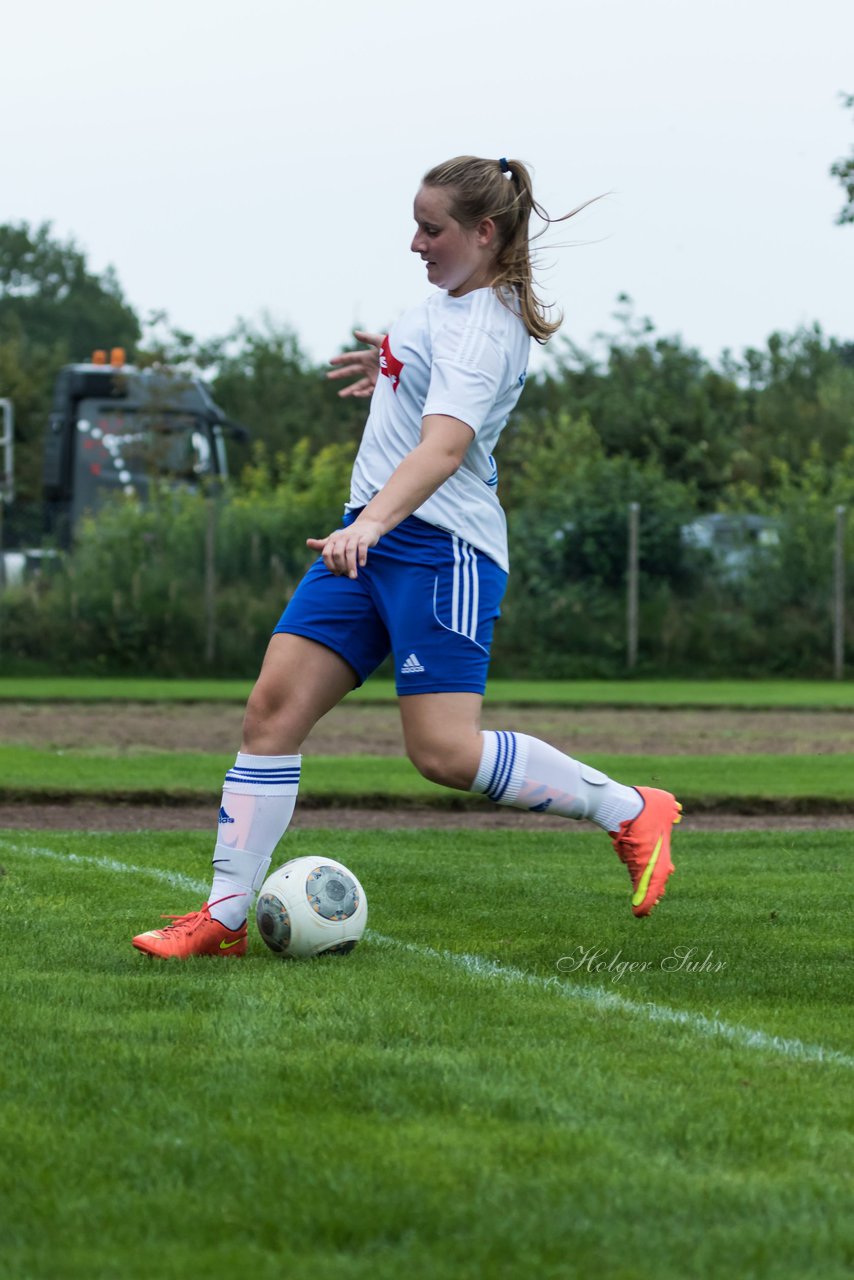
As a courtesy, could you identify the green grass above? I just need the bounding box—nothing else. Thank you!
[0,828,852,1280]
[3,675,854,707]
[3,744,854,810]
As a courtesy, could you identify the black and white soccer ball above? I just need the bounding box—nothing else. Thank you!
[255,856,368,959]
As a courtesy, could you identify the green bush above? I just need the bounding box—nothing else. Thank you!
[492,412,700,676]
[1,424,851,679]
[0,438,355,675]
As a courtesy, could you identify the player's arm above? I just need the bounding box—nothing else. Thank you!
[306,414,473,578]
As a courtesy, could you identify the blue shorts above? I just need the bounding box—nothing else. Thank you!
[274,513,507,695]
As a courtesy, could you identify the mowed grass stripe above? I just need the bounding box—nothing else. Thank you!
[1,830,852,1280]
[4,675,854,708]
[3,744,854,808]
[3,828,852,1054]
[11,837,853,1069]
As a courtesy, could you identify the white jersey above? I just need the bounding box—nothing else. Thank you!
[346,287,530,572]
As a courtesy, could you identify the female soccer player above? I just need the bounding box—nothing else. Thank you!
[132,155,681,959]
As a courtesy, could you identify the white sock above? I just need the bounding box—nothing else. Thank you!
[471,731,642,832]
[208,752,301,928]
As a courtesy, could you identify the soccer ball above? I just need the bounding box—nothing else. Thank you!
[255,856,368,959]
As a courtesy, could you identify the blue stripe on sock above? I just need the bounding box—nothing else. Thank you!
[490,736,506,801]
[486,731,506,800]
[225,770,301,785]
[488,731,511,802]
[501,732,517,800]
[489,731,517,802]
[225,772,301,779]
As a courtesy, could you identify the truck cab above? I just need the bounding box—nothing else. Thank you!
[42,348,244,544]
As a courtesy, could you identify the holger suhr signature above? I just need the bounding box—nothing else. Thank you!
[556,945,727,984]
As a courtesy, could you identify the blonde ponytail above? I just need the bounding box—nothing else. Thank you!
[422,155,589,344]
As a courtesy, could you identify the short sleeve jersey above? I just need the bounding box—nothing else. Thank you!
[346,287,530,572]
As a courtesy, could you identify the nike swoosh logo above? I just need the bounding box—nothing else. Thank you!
[632,835,663,907]
[219,939,242,950]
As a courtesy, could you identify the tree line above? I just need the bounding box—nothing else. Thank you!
[0,214,852,677]
[2,221,853,513]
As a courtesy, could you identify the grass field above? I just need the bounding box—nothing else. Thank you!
[1,826,852,1280]
[1,678,852,1277]
[3,675,854,708]
[3,744,854,811]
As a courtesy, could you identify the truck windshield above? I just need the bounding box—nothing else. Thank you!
[71,405,216,525]
[77,407,213,487]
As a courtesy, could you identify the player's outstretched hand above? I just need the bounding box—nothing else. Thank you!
[307,518,384,578]
[327,330,384,398]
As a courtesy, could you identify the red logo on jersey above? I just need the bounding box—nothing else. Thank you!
[379,335,404,392]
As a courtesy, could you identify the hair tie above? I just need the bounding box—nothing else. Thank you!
[499,157,510,174]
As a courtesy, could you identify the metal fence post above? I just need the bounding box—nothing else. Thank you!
[834,505,846,680]
[204,495,217,666]
[0,399,14,595]
[627,502,640,671]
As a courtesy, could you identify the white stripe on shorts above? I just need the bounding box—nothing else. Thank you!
[468,546,479,640]
[451,535,479,641]
[452,534,461,636]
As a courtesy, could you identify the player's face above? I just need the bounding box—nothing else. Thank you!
[411,186,495,296]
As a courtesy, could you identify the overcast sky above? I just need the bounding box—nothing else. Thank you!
[4,0,853,372]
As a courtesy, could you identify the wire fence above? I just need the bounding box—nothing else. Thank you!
[0,496,850,680]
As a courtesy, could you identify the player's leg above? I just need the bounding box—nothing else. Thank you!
[241,631,358,755]
[387,521,652,828]
[400,693,680,917]
[400,690,648,832]
[383,525,679,917]
[133,557,390,957]
[399,691,483,788]
[132,636,358,957]
[203,634,358,928]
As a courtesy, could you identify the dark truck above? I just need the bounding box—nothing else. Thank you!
[42,347,246,546]
[0,349,246,585]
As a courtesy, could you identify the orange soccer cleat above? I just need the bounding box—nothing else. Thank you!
[132,899,247,958]
[610,786,682,917]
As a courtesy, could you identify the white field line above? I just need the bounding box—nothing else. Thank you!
[368,933,854,1069]
[8,842,209,897]
[7,839,853,1071]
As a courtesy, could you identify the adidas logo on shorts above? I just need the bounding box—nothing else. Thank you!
[400,652,425,674]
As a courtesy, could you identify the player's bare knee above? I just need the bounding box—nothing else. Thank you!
[407,741,476,791]
[243,681,278,731]
[241,680,301,754]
